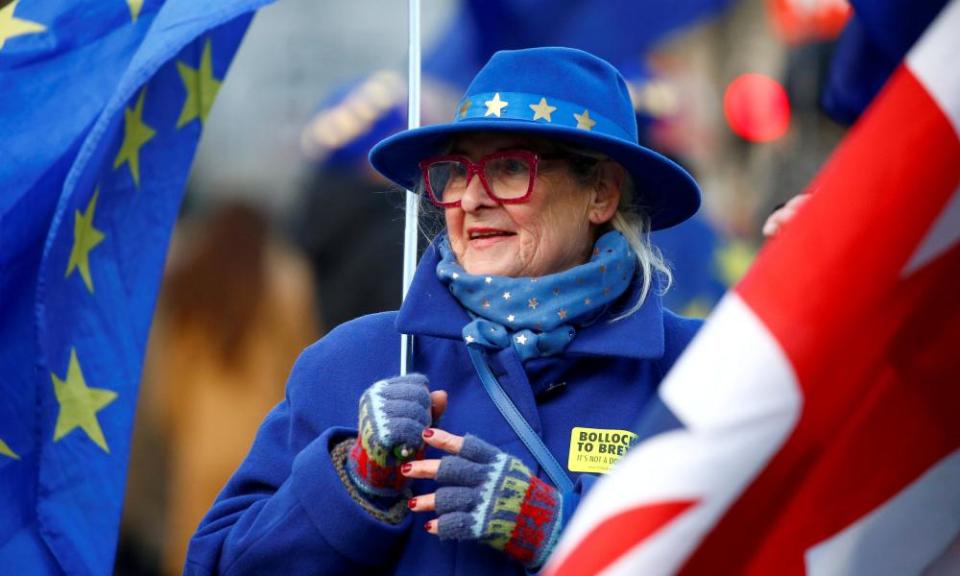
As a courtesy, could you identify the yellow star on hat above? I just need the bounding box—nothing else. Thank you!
[484,93,508,117]
[529,97,556,122]
[574,109,596,130]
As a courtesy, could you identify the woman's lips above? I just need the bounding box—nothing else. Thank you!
[467,227,515,248]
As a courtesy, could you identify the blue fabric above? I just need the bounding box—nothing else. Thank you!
[185,241,701,575]
[369,47,701,231]
[466,345,574,493]
[310,1,733,170]
[822,0,949,124]
[422,0,732,90]
[0,1,266,574]
[653,213,730,314]
[437,231,636,361]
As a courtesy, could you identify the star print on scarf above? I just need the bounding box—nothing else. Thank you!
[436,231,636,360]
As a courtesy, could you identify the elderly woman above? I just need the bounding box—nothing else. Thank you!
[187,47,702,575]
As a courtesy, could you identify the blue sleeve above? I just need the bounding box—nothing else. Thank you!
[184,338,411,575]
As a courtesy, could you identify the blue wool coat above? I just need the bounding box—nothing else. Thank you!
[185,244,701,575]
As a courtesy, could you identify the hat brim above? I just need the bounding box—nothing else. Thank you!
[368,118,701,231]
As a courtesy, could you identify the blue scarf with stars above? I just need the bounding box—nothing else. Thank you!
[436,230,637,361]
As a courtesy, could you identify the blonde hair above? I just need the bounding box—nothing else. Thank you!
[560,148,672,319]
[607,175,672,320]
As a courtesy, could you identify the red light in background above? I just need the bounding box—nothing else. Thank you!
[723,73,791,143]
[768,0,851,45]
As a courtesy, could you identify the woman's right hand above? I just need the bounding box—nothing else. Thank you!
[346,374,445,498]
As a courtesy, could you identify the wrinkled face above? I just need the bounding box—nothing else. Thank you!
[442,134,612,277]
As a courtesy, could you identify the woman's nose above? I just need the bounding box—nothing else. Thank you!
[458,172,496,211]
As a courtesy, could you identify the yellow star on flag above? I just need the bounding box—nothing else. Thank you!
[484,92,508,117]
[0,0,46,52]
[176,39,222,128]
[529,97,556,122]
[681,297,712,319]
[715,239,756,286]
[52,348,118,453]
[66,188,106,293]
[0,438,20,460]
[574,109,596,130]
[126,0,143,22]
[114,89,156,188]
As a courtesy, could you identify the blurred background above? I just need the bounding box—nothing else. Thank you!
[116,0,857,573]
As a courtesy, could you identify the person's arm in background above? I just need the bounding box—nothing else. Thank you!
[763,194,811,237]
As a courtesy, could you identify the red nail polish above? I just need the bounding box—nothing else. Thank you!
[422,428,435,438]
[424,521,432,532]
[408,498,417,509]
[401,462,412,474]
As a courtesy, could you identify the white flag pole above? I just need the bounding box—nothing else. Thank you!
[400,0,421,376]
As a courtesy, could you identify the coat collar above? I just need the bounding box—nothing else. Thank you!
[395,241,665,360]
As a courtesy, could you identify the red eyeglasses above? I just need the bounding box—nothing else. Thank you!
[418,150,540,208]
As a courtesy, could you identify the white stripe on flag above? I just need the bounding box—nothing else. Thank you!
[902,0,960,277]
[549,294,801,575]
[902,187,960,277]
[907,0,960,133]
[804,449,960,576]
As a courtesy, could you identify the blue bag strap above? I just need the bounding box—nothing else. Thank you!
[467,346,575,493]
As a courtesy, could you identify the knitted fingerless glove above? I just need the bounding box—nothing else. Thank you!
[434,435,563,569]
[346,374,431,498]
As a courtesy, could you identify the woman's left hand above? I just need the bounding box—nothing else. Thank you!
[401,427,463,525]
[402,428,564,568]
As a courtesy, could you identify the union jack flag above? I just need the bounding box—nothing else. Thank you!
[546,1,960,574]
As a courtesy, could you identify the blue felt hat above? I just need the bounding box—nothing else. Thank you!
[369,47,701,230]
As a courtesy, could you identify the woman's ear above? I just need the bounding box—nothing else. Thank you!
[588,161,624,225]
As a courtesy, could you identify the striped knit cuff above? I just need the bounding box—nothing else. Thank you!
[332,437,410,525]
[347,436,409,498]
[503,475,562,568]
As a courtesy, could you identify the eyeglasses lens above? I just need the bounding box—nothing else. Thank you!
[484,157,531,200]
[427,156,532,204]
[427,161,466,204]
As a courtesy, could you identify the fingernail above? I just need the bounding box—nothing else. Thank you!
[401,463,412,474]
[422,428,435,438]
[408,498,417,509]
[424,521,432,532]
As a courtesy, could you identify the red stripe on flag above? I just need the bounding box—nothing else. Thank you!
[678,64,960,574]
[739,64,960,384]
[744,252,960,574]
[550,500,697,576]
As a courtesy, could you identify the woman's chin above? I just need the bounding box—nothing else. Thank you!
[461,253,522,278]
[461,239,522,277]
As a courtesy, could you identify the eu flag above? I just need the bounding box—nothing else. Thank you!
[0,0,272,573]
